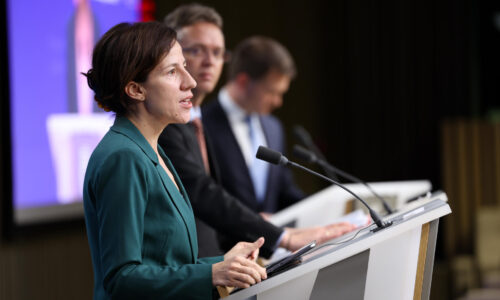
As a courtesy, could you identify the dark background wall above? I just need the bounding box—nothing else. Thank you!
[156,0,491,193]
[1,0,499,299]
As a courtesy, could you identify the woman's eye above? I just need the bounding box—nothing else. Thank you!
[167,69,176,75]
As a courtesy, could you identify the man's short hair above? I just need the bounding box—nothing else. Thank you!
[164,3,223,31]
[228,36,297,81]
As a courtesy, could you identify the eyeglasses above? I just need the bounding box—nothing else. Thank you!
[182,45,231,62]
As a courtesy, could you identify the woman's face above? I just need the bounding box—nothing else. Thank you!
[141,41,197,125]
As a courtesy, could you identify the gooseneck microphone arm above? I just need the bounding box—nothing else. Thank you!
[256,146,392,231]
[287,160,387,228]
[293,125,339,181]
[293,145,394,215]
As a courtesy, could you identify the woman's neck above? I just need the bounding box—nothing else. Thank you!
[126,112,166,155]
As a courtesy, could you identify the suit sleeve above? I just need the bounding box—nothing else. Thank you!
[91,149,217,299]
[198,256,224,265]
[159,124,283,258]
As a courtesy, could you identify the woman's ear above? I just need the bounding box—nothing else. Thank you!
[124,81,146,102]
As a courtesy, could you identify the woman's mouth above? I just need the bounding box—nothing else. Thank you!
[180,95,193,108]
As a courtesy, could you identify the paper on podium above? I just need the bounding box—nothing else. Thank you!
[330,209,369,227]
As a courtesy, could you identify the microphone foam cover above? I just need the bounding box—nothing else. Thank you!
[256,146,284,165]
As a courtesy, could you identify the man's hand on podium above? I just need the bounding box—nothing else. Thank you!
[280,222,357,252]
[259,212,273,221]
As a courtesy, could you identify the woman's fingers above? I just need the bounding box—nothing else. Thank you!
[225,237,265,261]
[213,254,267,288]
[228,268,257,286]
[239,256,267,280]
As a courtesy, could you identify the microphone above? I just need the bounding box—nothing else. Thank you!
[293,145,394,215]
[256,146,392,231]
[293,125,338,180]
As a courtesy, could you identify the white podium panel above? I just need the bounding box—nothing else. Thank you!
[270,180,431,228]
[224,193,450,300]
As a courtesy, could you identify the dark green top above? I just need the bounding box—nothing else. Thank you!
[83,116,222,300]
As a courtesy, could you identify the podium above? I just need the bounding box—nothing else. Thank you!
[270,180,432,228]
[224,191,451,300]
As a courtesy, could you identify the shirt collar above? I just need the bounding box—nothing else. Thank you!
[189,105,202,121]
[219,88,256,122]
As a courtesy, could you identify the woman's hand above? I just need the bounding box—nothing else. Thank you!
[212,237,267,288]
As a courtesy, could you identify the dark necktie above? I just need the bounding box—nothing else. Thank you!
[191,118,210,174]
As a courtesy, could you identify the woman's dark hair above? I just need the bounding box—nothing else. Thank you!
[83,22,177,114]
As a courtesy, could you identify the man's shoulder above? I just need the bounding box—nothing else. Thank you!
[201,97,223,117]
[261,114,283,131]
[262,113,280,122]
[162,122,193,136]
[159,123,195,150]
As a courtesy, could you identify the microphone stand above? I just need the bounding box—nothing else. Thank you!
[287,160,392,232]
[256,145,392,232]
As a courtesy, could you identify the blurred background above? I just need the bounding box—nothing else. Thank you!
[1,0,499,299]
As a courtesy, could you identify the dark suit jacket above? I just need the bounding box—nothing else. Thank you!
[159,121,283,258]
[83,116,221,300]
[202,98,305,213]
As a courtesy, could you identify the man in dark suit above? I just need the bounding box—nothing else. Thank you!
[202,36,303,215]
[159,4,355,258]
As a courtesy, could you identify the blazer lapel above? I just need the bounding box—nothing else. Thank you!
[112,116,198,262]
[209,99,255,197]
[260,116,280,151]
[157,151,198,262]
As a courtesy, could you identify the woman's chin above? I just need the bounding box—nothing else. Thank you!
[172,114,191,125]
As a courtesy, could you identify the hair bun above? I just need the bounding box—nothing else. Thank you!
[84,69,98,93]
[83,68,111,111]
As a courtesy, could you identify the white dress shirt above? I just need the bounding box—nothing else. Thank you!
[218,88,268,168]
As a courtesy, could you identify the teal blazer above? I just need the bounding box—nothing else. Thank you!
[83,116,222,300]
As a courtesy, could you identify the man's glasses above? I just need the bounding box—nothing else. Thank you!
[183,45,231,62]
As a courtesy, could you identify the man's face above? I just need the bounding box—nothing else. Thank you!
[244,69,291,115]
[177,22,225,102]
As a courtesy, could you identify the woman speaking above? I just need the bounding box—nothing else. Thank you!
[83,22,266,299]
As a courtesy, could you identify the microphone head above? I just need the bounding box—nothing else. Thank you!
[292,144,318,163]
[293,125,314,146]
[256,146,288,166]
